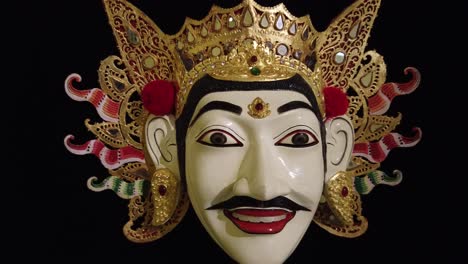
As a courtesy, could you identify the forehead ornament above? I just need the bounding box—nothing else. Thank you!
[248,97,271,119]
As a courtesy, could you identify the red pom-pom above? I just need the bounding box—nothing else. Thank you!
[141,80,176,116]
[323,86,348,118]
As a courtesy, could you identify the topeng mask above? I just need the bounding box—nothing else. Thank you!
[64,0,421,263]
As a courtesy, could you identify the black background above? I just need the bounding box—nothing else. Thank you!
[21,0,464,262]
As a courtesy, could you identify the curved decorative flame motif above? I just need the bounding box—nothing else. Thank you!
[353,128,422,163]
[87,176,148,199]
[354,170,403,195]
[64,135,145,169]
[65,73,120,122]
[368,67,421,115]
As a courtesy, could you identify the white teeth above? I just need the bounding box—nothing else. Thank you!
[231,212,287,223]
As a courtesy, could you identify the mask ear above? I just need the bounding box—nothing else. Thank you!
[325,116,354,181]
[144,114,189,229]
[145,114,179,178]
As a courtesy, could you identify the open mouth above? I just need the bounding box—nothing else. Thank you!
[224,208,296,234]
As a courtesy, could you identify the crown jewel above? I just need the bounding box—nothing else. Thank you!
[170,0,319,73]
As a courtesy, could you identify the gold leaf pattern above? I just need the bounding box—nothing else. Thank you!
[123,190,189,243]
[98,56,132,101]
[109,162,149,182]
[347,95,364,131]
[314,172,367,238]
[85,119,126,148]
[347,157,380,177]
[103,0,175,89]
[353,51,387,98]
[118,88,145,149]
[363,113,402,142]
[317,0,381,89]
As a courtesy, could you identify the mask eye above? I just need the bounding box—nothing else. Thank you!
[197,129,243,147]
[275,129,318,148]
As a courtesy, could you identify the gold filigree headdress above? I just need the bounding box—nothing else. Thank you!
[65,0,421,241]
[106,0,326,117]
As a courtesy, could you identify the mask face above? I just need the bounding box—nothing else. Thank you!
[62,0,423,262]
[185,90,326,263]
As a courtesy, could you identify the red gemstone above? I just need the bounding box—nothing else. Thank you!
[341,186,348,197]
[255,103,263,111]
[250,55,258,63]
[158,185,167,196]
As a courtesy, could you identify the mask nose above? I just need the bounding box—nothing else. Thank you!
[232,139,291,201]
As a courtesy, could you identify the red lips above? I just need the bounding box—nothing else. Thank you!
[224,208,296,234]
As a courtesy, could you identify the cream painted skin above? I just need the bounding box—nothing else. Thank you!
[185,90,326,264]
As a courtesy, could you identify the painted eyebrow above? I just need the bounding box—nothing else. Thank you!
[277,101,314,114]
[190,101,242,126]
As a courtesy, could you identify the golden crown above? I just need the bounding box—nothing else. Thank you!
[65,0,422,241]
[104,0,383,117]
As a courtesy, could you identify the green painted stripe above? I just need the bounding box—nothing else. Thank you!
[112,178,121,193]
[126,182,134,196]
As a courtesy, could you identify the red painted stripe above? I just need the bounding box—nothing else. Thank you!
[368,67,421,115]
[353,128,422,163]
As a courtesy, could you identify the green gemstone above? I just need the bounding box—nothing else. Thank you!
[243,9,253,27]
[250,67,261,76]
[127,28,139,45]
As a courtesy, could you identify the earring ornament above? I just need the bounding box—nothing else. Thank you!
[150,168,180,226]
